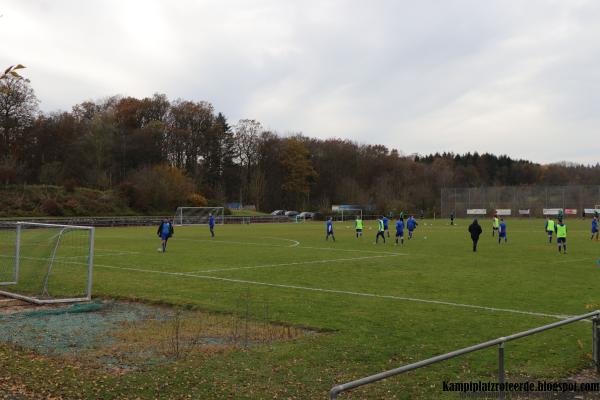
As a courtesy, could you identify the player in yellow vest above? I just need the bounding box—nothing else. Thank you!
[492,215,499,237]
[355,216,364,238]
[545,217,555,243]
[555,219,567,254]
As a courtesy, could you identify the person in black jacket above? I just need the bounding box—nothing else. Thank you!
[468,218,482,252]
[157,218,174,253]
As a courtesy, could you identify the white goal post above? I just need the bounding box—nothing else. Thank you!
[174,207,225,226]
[0,222,94,304]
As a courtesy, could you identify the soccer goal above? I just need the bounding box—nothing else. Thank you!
[0,222,94,304]
[174,207,225,226]
[339,208,363,222]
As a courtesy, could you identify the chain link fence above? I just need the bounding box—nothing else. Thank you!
[441,185,600,218]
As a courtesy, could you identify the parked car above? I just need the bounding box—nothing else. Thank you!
[297,211,314,219]
[284,210,299,217]
[271,210,286,216]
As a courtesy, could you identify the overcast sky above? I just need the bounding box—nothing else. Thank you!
[1,1,599,164]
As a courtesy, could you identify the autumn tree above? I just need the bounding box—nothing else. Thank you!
[234,119,262,205]
[280,138,317,209]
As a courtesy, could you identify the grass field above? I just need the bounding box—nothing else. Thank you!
[1,217,600,399]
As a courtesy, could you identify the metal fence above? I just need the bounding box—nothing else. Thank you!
[330,310,600,399]
[0,215,292,228]
[441,185,600,218]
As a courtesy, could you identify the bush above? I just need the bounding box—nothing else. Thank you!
[41,199,63,216]
[127,165,197,212]
[63,179,78,193]
[63,198,80,211]
[187,193,208,207]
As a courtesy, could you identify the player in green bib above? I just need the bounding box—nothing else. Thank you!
[492,215,499,237]
[355,216,364,238]
[555,219,567,254]
[545,217,555,243]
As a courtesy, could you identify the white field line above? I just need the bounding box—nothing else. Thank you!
[92,262,574,321]
[0,251,137,261]
[193,254,400,273]
[260,236,300,247]
[550,257,591,264]
[175,237,406,255]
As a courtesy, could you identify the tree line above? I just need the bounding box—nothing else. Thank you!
[1,76,599,214]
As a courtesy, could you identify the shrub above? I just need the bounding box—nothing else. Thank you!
[63,179,78,193]
[127,165,197,212]
[187,193,208,207]
[63,198,80,211]
[41,199,63,216]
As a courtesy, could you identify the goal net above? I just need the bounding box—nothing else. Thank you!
[339,208,363,222]
[174,207,225,226]
[0,222,94,304]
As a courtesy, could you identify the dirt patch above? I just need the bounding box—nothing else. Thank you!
[0,297,313,371]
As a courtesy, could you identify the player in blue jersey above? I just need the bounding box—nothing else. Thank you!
[592,216,599,241]
[395,216,404,245]
[407,215,418,239]
[498,218,507,244]
[157,218,174,252]
[326,217,335,241]
[382,215,390,237]
[208,213,215,238]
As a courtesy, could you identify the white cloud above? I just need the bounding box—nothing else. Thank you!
[1,0,599,163]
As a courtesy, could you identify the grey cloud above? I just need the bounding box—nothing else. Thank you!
[1,0,599,163]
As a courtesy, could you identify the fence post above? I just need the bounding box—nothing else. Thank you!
[498,341,505,400]
[593,316,600,372]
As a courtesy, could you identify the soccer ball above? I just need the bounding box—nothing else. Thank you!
[157,248,163,252]
[424,236,427,240]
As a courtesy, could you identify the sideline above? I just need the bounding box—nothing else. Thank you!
[93,262,574,321]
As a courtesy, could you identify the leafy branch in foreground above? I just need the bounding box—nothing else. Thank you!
[0,64,26,80]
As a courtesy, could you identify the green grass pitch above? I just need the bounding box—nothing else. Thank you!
[2,217,600,399]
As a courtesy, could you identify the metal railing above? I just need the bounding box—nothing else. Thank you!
[0,215,293,228]
[330,310,600,399]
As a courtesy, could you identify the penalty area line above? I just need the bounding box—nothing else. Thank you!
[94,263,573,321]
[192,253,400,273]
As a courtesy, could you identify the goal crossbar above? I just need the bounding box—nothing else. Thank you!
[174,207,225,226]
[339,208,363,222]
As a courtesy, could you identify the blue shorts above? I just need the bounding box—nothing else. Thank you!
[396,231,404,237]
[499,233,506,238]
[161,233,169,241]
[557,237,566,244]
[547,230,553,235]
[593,228,599,233]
